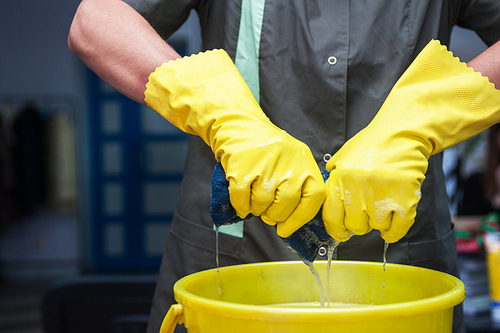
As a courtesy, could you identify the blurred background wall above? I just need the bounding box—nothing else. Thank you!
[0,0,202,280]
[0,0,88,280]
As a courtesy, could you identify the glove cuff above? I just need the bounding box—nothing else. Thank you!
[369,40,500,158]
[144,50,238,136]
[146,49,237,97]
[399,40,500,154]
[144,50,270,150]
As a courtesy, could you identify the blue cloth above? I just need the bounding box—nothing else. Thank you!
[210,162,335,262]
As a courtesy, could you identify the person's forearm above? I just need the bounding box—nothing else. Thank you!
[68,0,181,104]
[467,40,500,90]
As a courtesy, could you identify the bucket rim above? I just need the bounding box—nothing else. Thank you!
[173,260,465,323]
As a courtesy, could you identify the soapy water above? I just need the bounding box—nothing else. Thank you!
[374,198,406,224]
[299,240,339,308]
[326,243,337,306]
[383,241,389,272]
[382,241,389,299]
[214,235,391,306]
[216,226,222,299]
[279,214,341,308]
[306,240,386,307]
[215,232,388,305]
[306,261,325,307]
[214,226,339,306]
[269,301,375,308]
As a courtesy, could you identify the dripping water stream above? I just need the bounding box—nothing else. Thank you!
[216,226,222,298]
[326,241,339,307]
[214,227,389,306]
[305,261,325,307]
[382,241,389,299]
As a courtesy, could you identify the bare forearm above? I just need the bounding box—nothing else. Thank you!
[68,0,180,104]
[467,40,500,90]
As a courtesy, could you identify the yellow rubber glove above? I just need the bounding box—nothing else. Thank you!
[145,50,326,237]
[323,40,500,243]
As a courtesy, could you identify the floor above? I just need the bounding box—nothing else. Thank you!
[0,278,55,333]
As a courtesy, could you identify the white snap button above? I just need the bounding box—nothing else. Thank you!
[318,246,327,256]
[323,153,332,163]
[328,56,337,65]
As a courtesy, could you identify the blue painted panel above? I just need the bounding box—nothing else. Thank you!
[86,63,188,272]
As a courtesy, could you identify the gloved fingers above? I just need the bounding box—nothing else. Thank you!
[260,214,277,226]
[380,204,417,243]
[260,179,301,231]
[367,199,399,231]
[322,180,351,242]
[249,177,276,217]
[228,177,252,219]
[344,207,372,236]
[274,176,326,238]
[325,173,373,238]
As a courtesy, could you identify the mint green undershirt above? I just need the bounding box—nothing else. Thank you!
[234,0,266,103]
[214,0,266,238]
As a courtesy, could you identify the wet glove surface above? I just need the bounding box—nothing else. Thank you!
[323,40,500,243]
[145,50,326,237]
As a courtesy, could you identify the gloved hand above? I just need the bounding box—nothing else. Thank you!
[145,50,326,237]
[323,40,500,243]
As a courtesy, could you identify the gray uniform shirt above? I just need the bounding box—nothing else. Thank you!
[123,1,500,332]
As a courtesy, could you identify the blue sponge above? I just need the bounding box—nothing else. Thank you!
[210,162,336,262]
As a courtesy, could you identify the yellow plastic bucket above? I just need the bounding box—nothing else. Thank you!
[160,261,465,333]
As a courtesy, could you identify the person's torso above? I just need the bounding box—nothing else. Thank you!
[126,0,499,271]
